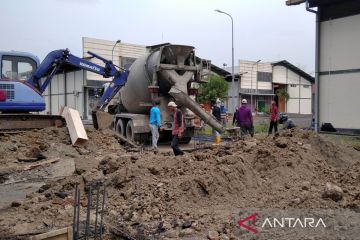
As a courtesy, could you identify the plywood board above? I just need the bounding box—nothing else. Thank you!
[30,227,73,240]
[62,106,88,146]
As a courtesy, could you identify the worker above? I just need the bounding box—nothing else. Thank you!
[168,101,184,156]
[149,98,162,151]
[211,98,222,144]
[235,99,254,139]
[268,100,279,136]
[279,113,296,129]
[220,101,227,126]
[311,116,315,130]
[233,106,239,126]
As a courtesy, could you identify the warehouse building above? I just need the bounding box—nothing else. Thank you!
[225,60,314,115]
[287,0,360,134]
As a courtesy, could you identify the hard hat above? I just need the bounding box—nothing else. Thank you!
[167,101,177,107]
[216,98,221,103]
[241,99,247,104]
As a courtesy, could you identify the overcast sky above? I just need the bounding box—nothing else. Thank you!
[1,0,315,74]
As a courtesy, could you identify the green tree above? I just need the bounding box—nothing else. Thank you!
[276,88,290,101]
[198,75,229,104]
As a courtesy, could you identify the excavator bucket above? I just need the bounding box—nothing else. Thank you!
[92,111,113,130]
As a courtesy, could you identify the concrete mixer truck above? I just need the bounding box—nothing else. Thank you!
[102,43,224,143]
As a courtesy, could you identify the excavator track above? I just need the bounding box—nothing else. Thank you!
[0,114,65,131]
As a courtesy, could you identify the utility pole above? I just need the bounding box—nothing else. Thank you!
[250,60,261,112]
[215,9,235,113]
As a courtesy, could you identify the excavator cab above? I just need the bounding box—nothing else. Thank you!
[0,51,39,80]
[0,51,45,112]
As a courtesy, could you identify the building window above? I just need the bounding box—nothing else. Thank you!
[303,85,310,88]
[1,55,36,80]
[290,84,297,87]
[120,57,136,70]
[257,71,272,82]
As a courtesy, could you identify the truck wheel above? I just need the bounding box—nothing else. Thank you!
[126,120,140,142]
[116,120,126,136]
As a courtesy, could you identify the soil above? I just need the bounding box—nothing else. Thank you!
[0,127,359,239]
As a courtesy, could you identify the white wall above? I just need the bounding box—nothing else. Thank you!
[273,65,312,114]
[287,99,299,114]
[273,65,287,84]
[300,84,312,99]
[288,84,300,98]
[43,70,85,117]
[319,14,360,130]
[286,84,312,114]
[300,99,312,114]
[320,14,360,71]
[319,73,360,129]
[239,60,272,90]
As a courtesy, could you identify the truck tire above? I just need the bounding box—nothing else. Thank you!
[126,120,140,142]
[116,120,126,137]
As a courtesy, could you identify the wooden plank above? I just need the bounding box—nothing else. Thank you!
[67,227,73,240]
[30,227,72,240]
[61,107,88,146]
[113,132,139,149]
[23,158,60,171]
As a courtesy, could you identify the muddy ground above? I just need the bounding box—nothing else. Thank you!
[0,127,359,239]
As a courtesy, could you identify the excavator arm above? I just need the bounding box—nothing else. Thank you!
[27,49,123,92]
[26,49,129,129]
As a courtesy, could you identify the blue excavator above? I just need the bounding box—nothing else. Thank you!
[0,49,128,130]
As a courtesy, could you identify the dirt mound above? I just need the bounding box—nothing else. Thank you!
[0,128,359,239]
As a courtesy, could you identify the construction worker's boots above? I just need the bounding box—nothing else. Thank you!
[213,136,221,145]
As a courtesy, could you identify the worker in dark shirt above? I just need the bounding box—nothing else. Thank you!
[168,101,184,156]
[212,98,222,144]
[235,99,254,138]
[268,100,279,136]
[279,113,296,129]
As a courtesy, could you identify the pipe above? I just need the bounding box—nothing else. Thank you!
[169,87,225,133]
[159,69,225,133]
[305,0,320,132]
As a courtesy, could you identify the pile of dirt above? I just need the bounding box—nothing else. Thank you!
[0,128,359,239]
